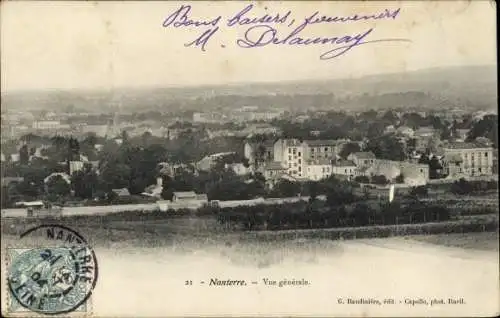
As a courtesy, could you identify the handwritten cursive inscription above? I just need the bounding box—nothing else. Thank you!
[163,5,221,28]
[162,4,409,60]
[227,4,292,27]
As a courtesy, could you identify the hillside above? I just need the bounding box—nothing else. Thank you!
[1,65,496,113]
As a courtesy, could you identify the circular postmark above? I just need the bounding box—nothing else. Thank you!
[7,225,98,315]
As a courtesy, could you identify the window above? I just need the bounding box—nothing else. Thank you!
[288,155,292,161]
[485,152,488,157]
[478,168,482,173]
[298,152,301,157]
[294,163,297,167]
[420,169,423,173]
[288,163,292,168]
[345,169,348,173]
[288,148,291,154]
[298,159,301,164]
[298,166,301,172]
[324,147,329,151]
[311,148,314,152]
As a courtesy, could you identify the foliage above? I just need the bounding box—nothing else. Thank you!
[394,174,405,183]
[354,176,370,183]
[46,175,71,198]
[366,135,406,161]
[339,142,361,159]
[467,115,498,147]
[371,175,389,185]
[409,185,428,198]
[451,178,498,195]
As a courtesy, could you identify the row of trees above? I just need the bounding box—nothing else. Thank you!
[216,200,452,231]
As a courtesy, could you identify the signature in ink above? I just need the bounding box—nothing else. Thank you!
[236,24,411,60]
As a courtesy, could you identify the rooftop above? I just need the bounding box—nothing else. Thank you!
[304,139,339,146]
[350,151,376,159]
[444,142,494,150]
[173,191,197,198]
[307,159,332,166]
[112,188,131,196]
[333,160,356,167]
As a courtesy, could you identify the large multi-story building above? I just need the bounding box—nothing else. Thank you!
[273,138,340,179]
[441,142,495,178]
[305,159,334,181]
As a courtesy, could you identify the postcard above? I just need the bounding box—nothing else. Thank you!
[1,1,498,317]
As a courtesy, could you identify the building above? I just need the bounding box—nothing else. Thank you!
[193,112,219,123]
[396,126,414,137]
[305,159,333,181]
[69,161,85,175]
[441,142,495,178]
[141,177,164,198]
[112,188,131,197]
[414,126,439,152]
[360,160,429,185]
[244,140,275,168]
[273,138,305,178]
[347,152,376,169]
[172,191,208,202]
[303,140,339,161]
[331,160,357,180]
[225,163,252,176]
[197,152,235,171]
[455,129,470,141]
[273,138,340,180]
[32,120,62,130]
[262,161,288,180]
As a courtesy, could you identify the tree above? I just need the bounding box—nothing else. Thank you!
[395,174,404,183]
[467,115,498,148]
[366,135,406,161]
[371,175,389,185]
[19,145,29,164]
[451,178,473,195]
[428,155,443,179]
[339,142,361,159]
[410,185,428,198]
[71,164,100,199]
[46,175,71,198]
[269,180,301,198]
[353,175,369,184]
[326,182,356,207]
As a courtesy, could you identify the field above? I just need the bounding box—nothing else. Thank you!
[406,232,499,251]
[2,226,499,317]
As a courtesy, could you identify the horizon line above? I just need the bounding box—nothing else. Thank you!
[1,63,496,96]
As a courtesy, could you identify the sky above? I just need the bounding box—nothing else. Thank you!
[1,1,497,92]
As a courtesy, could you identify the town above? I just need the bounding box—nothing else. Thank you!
[1,99,498,222]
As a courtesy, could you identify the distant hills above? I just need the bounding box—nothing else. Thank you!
[1,65,497,113]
